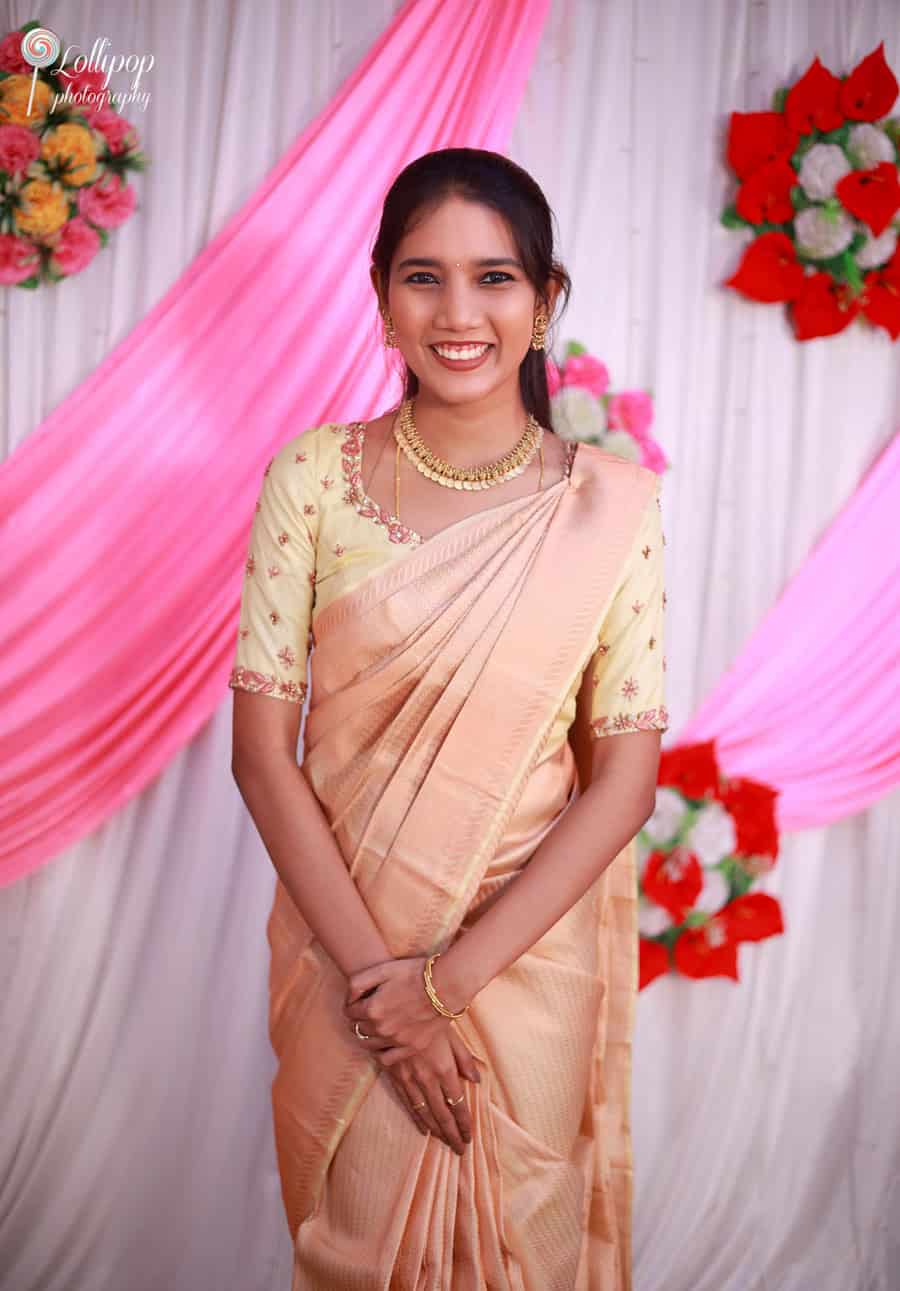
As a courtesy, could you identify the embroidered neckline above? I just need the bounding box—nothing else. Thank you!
[339,421,578,548]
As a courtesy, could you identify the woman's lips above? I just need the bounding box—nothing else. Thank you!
[429,344,494,372]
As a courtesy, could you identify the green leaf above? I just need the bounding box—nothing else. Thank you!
[791,185,815,212]
[17,275,41,289]
[819,123,850,146]
[841,251,864,294]
[721,204,753,230]
[20,20,42,33]
[565,340,587,358]
[772,87,788,113]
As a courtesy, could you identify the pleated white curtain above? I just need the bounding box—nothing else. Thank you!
[2,1,898,1289]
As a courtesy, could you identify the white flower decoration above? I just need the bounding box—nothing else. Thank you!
[600,429,642,462]
[643,787,686,847]
[683,799,736,868]
[638,899,674,936]
[550,386,606,442]
[848,123,895,170]
[794,206,855,259]
[797,143,851,201]
[692,866,731,915]
[856,223,898,269]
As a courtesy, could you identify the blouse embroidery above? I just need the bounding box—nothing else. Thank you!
[590,706,669,737]
[228,666,307,704]
[340,422,426,546]
[339,422,579,548]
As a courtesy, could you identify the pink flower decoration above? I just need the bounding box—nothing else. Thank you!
[639,437,669,473]
[0,123,40,177]
[0,31,31,74]
[0,232,40,284]
[48,217,101,276]
[607,390,654,441]
[561,354,611,397]
[83,105,138,156]
[77,173,137,229]
[545,356,562,395]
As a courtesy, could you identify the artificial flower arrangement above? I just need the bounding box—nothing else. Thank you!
[0,20,148,287]
[547,340,669,475]
[637,739,785,988]
[722,42,900,341]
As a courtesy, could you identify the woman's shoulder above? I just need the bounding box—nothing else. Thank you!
[264,420,357,493]
[573,440,661,497]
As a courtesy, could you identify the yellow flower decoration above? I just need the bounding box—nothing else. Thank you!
[13,179,70,241]
[40,123,99,187]
[0,74,52,129]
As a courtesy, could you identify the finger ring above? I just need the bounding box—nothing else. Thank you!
[354,1021,372,1041]
[411,1101,426,1110]
[445,1092,466,1107]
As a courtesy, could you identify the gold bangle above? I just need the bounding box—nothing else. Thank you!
[423,952,468,1020]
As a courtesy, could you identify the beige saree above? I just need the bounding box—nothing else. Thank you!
[253,442,658,1290]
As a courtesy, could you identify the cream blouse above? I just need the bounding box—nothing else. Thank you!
[229,422,669,752]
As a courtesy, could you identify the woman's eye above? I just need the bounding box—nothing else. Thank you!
[404,271,513,285]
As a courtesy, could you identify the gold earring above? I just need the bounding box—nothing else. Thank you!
[382,312,398,348]
[531,313,548,351]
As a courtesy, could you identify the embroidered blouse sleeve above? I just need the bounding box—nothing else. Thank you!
[588,476,669,738]
[229,432,320,704]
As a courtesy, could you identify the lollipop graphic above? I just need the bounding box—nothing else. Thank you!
[21,27,61,117]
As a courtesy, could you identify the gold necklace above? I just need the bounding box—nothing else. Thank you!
[392,399,544,518]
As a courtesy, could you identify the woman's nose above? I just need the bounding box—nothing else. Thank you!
[436,282,481,329]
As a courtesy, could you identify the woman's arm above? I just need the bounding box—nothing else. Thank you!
[431,730,661,1011]
[232,690,391,978]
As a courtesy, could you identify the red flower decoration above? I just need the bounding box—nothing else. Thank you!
[736,158,797,225]
[791,272,861,341]
[722,43,900,342]
[642,847,703,923]
[638,739,784,989]
[673,920,740,981]
[657,740,719,799]
[639,939,670,989]
[725,232,806,302]
[784,56,844,134]
[718,777,780,860]
[722,893,785,944]
[726,112,799,180]
[861,251,900,339]
[839,41,899,122]
[835,161,900,236]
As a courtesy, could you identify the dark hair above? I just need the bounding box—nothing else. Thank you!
[370,148,572,433]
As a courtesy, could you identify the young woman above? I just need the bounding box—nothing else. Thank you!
[230,147,669,1291]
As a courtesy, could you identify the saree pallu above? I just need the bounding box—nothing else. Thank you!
[265,451,656,1290]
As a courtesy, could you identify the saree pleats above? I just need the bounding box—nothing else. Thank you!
[266,454,655,1289]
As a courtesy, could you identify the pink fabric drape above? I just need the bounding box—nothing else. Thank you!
[677,430,900,830]
[0,0,552,886]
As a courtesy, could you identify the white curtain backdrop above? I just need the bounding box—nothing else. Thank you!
[2,1,898,1288]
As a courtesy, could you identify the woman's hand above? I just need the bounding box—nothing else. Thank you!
[375,1025,480,1155]
[343,954,471,1060]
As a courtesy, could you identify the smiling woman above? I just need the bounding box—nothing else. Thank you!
[230,147,668,1291]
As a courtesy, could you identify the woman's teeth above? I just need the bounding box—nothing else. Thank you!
[431,343,491,361]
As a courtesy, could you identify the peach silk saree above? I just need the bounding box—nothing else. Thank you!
[263,448,656,1290]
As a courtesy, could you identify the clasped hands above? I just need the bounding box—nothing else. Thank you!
[343,955,481,1156]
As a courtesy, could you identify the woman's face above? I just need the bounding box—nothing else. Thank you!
[379,196,546,405]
